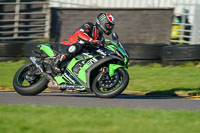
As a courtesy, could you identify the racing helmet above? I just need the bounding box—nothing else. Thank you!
[96,13,115,35]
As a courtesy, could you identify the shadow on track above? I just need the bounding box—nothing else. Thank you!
[37,87,199,99]
[146,87,200,96]
[38,93,182,99]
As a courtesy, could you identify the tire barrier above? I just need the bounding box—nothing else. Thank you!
[0,41,24,57]
[123,43,167,65]
[0,41,59,61]
[129,60,162,66]
[0,41,25,61]
[162,44,200,66]
[162,45,200,61]
[1,41,200,66]
[123,43,168,60]
[23,41,40,57]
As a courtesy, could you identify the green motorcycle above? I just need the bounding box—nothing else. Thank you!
[13,32,129,98]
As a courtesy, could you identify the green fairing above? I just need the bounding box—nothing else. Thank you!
[117,46,129,65]
[78,63,90,83]
[105,39,111,42]
[106,39,128,65]
[124,57,128,64]
[112,41,118,47]
[54,76,67,84]
[109,64,125,77]
[67,58,79,71]
[67,57,90,84]
[40,44,55,57]
[105,39,117,46]
[106,45,115,52]
[117,47,127,57]
[105,39,117,52]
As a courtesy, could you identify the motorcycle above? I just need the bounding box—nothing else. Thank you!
[13,32,129,98]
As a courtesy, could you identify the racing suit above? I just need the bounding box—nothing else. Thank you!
[53,22,105,72]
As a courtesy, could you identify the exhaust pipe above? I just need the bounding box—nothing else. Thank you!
[30,57,86,92]
[29,57,43,73]
[48,81,86,91]
[29,57,54,81]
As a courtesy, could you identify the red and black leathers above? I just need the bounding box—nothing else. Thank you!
[52,22,105,73]
[61,22,104,46]
[60,22,105,59]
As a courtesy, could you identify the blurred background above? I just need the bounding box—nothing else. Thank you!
[0,0,200,65]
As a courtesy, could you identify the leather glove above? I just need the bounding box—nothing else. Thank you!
[91,40,104,46]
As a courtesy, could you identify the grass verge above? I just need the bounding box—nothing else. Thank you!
[0,60,28,89]
[0,60,200,95]
[0,105,199,133]
[127,63,200,95]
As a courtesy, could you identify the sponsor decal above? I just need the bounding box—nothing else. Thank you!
[64,73,76,84]
[64,69,82,85]
[82,53,93,58]
[97,49,107,56]
[99,14,106,21]
[87,58,98,66]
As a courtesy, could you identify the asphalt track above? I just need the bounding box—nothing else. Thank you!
[0,92,200,110]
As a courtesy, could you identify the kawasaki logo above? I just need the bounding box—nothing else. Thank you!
[97,49,106,56]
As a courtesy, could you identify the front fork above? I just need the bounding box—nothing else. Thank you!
[98,64,126,80]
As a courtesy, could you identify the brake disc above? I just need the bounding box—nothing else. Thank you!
[99,72,119,89]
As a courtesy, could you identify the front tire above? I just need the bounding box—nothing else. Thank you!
[92,68,129,98]
[13,63,49,96]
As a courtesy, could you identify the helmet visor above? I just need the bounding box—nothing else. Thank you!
[105,23,114,30]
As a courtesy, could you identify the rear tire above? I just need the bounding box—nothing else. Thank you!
[13,63,49,96]
[92,68,129,98]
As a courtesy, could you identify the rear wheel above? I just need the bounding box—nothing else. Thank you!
[13,63,49,95]
[92,68,129,98]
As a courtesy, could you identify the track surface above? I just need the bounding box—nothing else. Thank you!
[0,92,200,110]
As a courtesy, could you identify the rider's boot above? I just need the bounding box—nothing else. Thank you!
[52,54,66,73]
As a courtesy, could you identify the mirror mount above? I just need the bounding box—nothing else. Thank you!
[112,32,119,44]
[112,32,119,40]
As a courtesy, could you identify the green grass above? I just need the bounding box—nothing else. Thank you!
[0,105,199,133]
[1,60,200,94]
[0,60,28,88]
[127,63,200,94]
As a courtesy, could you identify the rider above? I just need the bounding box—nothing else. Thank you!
[52,13,115,72]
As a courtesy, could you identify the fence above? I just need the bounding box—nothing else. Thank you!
[0,0,50,40]
[49,0,200,8]
[171,3,200,45]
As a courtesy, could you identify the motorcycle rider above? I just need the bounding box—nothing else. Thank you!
[52,13,115,72]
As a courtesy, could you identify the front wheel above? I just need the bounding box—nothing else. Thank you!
[92,68,129,98]
[13,63,49,96]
